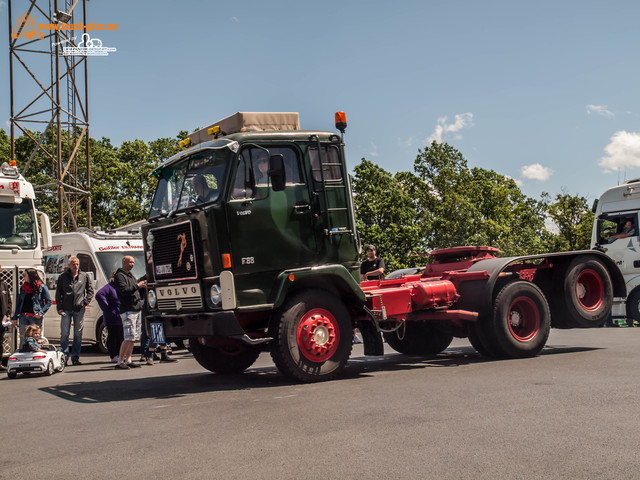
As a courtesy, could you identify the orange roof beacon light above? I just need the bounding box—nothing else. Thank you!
[335,111,347,134]
[222,253,232,269]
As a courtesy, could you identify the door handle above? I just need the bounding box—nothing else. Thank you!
[293,203,311,212]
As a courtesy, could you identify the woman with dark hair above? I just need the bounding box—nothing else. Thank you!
[13,268,52,339]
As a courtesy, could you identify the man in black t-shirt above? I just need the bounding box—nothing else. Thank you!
[360,245,385,281]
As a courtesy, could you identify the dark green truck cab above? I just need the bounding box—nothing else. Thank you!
[143,113,364,381]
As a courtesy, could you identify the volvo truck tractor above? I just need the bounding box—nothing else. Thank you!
[141,112,625,382]
[592,179,640,326]
[0,161,52,365]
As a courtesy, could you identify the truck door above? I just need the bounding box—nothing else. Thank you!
[226,146,317,299]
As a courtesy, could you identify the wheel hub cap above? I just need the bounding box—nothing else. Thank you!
[297,309,340,363]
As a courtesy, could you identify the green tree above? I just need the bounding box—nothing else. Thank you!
[546,191,594,251]
[352,159,427,271]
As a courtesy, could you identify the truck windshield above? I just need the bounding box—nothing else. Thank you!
[148,147,231,219]
[0,200,37,249]
[96,251,145,280]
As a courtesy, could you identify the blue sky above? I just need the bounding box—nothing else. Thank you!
[1,0,639,203]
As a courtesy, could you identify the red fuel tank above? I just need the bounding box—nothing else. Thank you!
[410,280,458,308]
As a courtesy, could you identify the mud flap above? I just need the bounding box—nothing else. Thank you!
[359,321,384,356]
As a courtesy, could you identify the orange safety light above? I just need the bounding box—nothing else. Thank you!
[288,273,295,281]
[222,253,232,269]
[9,160,16,167]
[335,111,347,134]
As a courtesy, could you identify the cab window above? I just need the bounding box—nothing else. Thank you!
[309,145,342,182]
[231,146,302,199]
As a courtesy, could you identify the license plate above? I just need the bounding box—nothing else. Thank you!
[156,264,172,275]
[150,323,165,344]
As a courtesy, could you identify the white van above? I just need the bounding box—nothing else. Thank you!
[42,227,145,352]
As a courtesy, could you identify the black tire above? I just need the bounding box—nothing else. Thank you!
[383,322,453,355]
[190,337,261,374]
[625,288,640,327]
[7,371,17,379]
[561,255,613,328]
[58,356,66,372]
[489,281,551,358]
[96,318,109,354]
[468,318,501,358]
[269,289,353,382]
[45,360,54,376]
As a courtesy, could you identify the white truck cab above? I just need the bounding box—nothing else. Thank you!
[0,161,51,365]
[42,227,145,352]
[591,179,640,325]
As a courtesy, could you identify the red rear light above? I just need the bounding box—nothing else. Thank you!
[32,355,46,359]
[8,357,17,361]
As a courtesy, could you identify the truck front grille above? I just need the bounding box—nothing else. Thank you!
[150,221,198,281]
[157,297,203,311]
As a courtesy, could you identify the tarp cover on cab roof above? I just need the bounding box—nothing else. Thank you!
[188,112,300,146]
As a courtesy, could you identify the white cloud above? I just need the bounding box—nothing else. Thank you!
[586,104,614,117]
[426,112,473,144]
[0,1,6,8]
[504,174,524,187]
[231,16,239,22]
[520,163,553,181]
[599,131,640,173]
[369,141,378,157]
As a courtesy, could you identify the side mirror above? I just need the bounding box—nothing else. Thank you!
[269,154,286,192]
[38,211,52,249]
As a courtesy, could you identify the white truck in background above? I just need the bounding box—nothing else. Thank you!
[0,161,52,365]
[592,179,640,326]
[42,227,145,353]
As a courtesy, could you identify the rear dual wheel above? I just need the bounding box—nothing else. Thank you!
[472,281,550,359]
[558,255,612,328]
[269,289,353,383]
[383,322,453,356]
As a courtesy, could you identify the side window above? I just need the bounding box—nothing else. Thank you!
[231,146,303,199]
[309,145,342,182]
[599,215,638,244]
[77,254,97,277]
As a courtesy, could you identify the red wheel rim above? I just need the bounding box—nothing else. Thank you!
[297,308,340,362]
[576,269,604,311]
[507,296,540,341]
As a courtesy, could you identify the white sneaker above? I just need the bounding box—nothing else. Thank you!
[111,355,119,363]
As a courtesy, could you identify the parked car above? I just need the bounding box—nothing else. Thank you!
[385,267,426,279]
[7,344,66,379]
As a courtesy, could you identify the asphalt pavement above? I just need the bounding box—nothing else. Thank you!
[1,328,640,480]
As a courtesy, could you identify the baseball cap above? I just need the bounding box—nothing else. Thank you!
[365,245,376,251]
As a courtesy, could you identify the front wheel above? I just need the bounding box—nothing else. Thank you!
[190,337,261,374]
[269,289,353,382]
[625,288,640,327]
[96,318,109,354]
[489,281,551,358]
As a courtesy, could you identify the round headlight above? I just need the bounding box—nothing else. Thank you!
[210,284,221,306]
[147,289,157,309]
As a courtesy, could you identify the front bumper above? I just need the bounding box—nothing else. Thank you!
[146,310,245,338]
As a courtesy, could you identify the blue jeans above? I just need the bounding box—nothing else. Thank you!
[60,308,85,361]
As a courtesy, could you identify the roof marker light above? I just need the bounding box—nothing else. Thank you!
[179,138,191,148]
[335,111,347,134]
